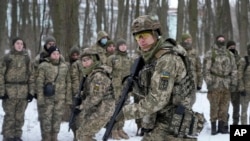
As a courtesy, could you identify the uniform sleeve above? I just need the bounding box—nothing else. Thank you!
[122,55,186,120]
[237,57,245,91]
[81,72,111,112]
[230,54,238,86]
[65,68,72,105]
[70,62,81,95]
[203,51,212,87]
[28,59,35,96]
[36,64,46,104]
[196,55,203,88]
[0,57,7,97]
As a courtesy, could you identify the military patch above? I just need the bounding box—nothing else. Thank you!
[159,71,170,90]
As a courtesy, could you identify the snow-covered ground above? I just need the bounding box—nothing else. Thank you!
[0,82,238,141]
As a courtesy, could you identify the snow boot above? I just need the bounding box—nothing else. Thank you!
[218,121,229,134]
[118,129,129,139]
[211,121,217,135]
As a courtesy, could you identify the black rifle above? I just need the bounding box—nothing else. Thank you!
[68,76,86,132]
[102,57,144,141]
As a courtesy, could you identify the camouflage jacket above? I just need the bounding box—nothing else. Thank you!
[203,44,237,90]
[0,50,34,98]
[36,58,71,104]
[238,56,250,92]
[122,39,187,120]
[70,60,84,95]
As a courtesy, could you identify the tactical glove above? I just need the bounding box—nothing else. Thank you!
[0,94,9,100]
[197,86,202,91]
[240,91,247,96]
[74,96,82,106]
[115,110,124,121]
[27,93,34,102]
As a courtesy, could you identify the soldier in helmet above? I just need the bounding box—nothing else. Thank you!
[114,15,201,141]
[91,31,111,64]
[75,48,115,141]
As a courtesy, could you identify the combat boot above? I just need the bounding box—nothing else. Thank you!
[218,121,229,134]
[51,133,58,141]
[118,129,129,139]
[111,130,121,140]
[211,121,217,135]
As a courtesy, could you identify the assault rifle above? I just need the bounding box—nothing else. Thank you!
[103,57,145,141]
[68,76,86,132]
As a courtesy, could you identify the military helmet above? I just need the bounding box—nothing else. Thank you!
[81,47,100,60]
[131,15,161,35]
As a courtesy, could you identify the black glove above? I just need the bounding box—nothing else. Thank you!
[33,93,37,99]
[75,97,82,106]
[197,86,202,91]
[27,93,34,102]
[115,110,124,121]
[240,91,247,96]
[73,108,81,115]
[0,94,9,100]
[175,105,185,115]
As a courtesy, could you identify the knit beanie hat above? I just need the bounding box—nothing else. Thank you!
[226,40,236,48]
[116,38,127,49]
[48,46,60,56]
[44,36,56,45]
[181,33,192,42]
[105,40,115,48]
[69,46,80,55]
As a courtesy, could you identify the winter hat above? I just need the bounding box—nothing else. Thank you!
[105,40,115,48]
[44,36,56,45]
[116,38,127,48]
[215,35,225,41]
[181,33,192,42]
[226,40,236,48]
[48,46,60,56]
[69,46,80,55]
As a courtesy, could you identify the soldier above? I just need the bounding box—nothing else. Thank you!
[180,33,203,106]
[203,35,237,135]
[36,46,72,141]
[91,30,110,64]
[105,40,116,57]
[107,38,133,140]
[0,37,34,141]
[226,40,241,126]
[115,15,202,141]
[75,48,115,141]
[238,43,250,125]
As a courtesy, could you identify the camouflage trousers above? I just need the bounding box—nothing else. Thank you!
[2,98,28,138]
[39,98,64,134]
[230,91,240,124]
[240,91,250,124]
[207,87,230,122]
[141,122,197,141]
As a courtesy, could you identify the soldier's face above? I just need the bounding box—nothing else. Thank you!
[14,40,24,52]
[50,51,60,60]
[118,44,127,52]
[134,32,156,51]
[71,53,79,61]
[107,44,116,53]
[46,41,56,50]
[81,56,93,68]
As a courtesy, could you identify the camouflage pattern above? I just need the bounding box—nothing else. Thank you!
[122,38,195,140]
[203,44,237,123]
[36,58,71,135]
[76,66,115,140]
[238,55,250,124]
[70,60,84,95]
[92,31,110,64]
[181,46,202,106]
[107,51,133,130]
[0,49,34,138]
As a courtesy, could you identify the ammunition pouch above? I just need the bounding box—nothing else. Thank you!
[43,82,55,97]
[168,105,205,138]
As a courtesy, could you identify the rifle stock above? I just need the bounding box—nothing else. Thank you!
[102,57,144,141]
[68,76,86,132]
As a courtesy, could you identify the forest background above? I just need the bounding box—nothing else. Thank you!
[0,0,249,60]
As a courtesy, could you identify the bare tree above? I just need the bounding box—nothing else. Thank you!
[0,0,8,54]
[176,0,185,42]
[188,0,198,51]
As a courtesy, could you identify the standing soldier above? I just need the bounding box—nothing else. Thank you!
[36,46,72,141]
[238,43,250,125]
[76,48,115,141]
[115,15,202,141]
[180,33,203,106]
[203,35,237,135]
[107,39,132,140]
[91,30,110,64]
[0,37,34,141]
[226,40,241,126]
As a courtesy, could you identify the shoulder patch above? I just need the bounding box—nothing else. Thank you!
[159,71,170,90]
[160,71,170,80]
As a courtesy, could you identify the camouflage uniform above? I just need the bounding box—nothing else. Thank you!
[121,15,198,141]
[238,44,250,125]
[36,47,71,141]
[76,48,115,141]
[203,37,237,134]
[180,33,203,106]
[0,40,34,140]
[91,30,110,64]
[106,39,133,139]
